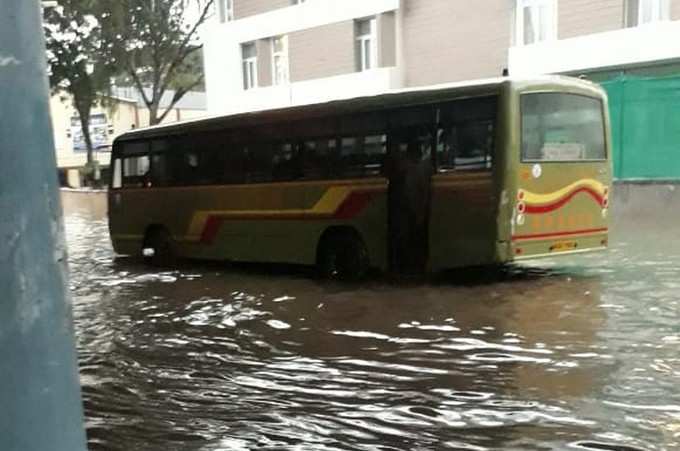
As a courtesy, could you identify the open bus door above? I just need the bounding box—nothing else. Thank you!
[387,125,433,275]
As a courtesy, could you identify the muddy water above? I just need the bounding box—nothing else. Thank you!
[63,193,680,450]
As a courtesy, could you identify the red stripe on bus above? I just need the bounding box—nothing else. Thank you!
[525,187,604,214]
[511,227,608,242]
[198,191,375,244]
[333,191,374,220]
[200,216,224,244]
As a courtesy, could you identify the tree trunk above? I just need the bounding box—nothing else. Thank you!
[148,101,160,126]
[74,99,94,186]
[78,113,94,165]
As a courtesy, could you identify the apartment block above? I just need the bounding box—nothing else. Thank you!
[204,0,680,110]
[204,0,680,179]
[203,0,514,114]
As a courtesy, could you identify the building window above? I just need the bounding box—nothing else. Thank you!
[355,18,377,72]
[271,35,289,85]
[627,0,670,27]
[241,43,258,90]
[218,0,233,22]
[515,0,556,46]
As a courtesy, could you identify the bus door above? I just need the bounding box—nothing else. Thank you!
[387,122,433,274]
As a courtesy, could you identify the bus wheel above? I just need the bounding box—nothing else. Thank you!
[317,230,369,281]
[143,227,176,267]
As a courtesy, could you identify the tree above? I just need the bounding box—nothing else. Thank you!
[103,0,214,125]
[44,0,118,177]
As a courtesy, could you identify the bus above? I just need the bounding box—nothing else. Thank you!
[108,76,612,279]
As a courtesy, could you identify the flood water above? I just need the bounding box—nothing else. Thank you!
[63,191,680,451]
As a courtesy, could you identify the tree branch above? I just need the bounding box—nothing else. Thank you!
[157,0,213,96]
[156,75,203,123]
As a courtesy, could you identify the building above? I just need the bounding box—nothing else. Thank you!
[51,88,206,187]
[203,0,680,180]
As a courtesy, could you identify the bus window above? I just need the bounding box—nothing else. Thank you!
[363,134,387,176]
[437,96,497,171]
[521,93,606,162]
[272,142,301,181]
[302,139,335,180]
[437,121,494,171]
[246,143,273,183]
[337,135,387,178]
[112,158,122,189]
[338,137,362,178]
[122,155,150,187]
[223,147,246,184]
[150,154,170,186]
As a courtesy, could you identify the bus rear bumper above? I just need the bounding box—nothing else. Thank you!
[511,245,607,261]
[508,231,609,261]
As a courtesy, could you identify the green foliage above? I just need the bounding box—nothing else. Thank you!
[43,0,119,166]
[102,0,214,125]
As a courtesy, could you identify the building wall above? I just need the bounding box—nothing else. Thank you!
[289,21,356,82]
[672,0,680,20]
[234,0,290,20]
[558,0,624,39]
[256,38,273,87]
[402,0,511,86]
[50,92,206,169]
[378,12,397,68]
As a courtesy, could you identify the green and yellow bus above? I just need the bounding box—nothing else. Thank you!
[108,76,611,278]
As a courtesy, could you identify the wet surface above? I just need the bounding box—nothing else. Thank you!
[64,198,680,450]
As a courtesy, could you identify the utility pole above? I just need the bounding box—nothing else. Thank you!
[0,1,87,450]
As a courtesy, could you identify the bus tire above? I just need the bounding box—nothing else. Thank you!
[143,227,176,267]
[317,230,369,281]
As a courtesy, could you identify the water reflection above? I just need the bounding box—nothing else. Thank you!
[62,192,679,451]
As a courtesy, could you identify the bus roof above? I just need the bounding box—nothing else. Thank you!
[115,75,603,142]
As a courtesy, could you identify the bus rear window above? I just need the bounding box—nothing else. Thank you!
[521,93,606,162]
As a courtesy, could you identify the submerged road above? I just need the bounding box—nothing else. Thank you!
[63,187,680,451]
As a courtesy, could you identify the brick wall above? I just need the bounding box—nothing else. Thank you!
[289,21,356,82]
[234,0,290,20]
[559,0,624,38]
[402,0,512,86]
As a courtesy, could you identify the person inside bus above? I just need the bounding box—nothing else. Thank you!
[389,128,432,275]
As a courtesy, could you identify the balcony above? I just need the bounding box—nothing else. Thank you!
[508,20,680,76]
[208,67,402,115]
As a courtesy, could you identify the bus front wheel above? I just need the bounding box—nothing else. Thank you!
[317,230,369,281]
[143,227,176,267]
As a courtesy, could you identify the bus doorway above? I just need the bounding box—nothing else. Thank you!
[388,126,433,275]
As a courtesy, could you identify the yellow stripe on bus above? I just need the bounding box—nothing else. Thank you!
[185,186,353,241]
[521,178,607,205]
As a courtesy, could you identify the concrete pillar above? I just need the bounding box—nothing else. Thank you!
[0,1,87,450]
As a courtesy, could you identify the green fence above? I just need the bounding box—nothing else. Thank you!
[600,74,680,181]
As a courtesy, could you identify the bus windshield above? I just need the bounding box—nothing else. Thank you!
[521,93,606,162]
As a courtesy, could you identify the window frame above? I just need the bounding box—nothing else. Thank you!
[515,0,557,46]
[626,0,670,27]
[271,35,290,86]
[241,42,258,90]
[519,91,608,164]
[218,0,234,22]
[355,18,378,72]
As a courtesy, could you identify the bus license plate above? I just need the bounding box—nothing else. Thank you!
[550,241,577,252]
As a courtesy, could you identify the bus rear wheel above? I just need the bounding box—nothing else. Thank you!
[143,227,176,267]
[317,230,369,281]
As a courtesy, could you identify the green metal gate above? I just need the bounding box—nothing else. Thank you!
[601,74,680,181]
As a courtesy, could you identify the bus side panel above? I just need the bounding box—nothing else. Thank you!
[109,189,172,256]
[171,179,388,269]
[429,173,497,271]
